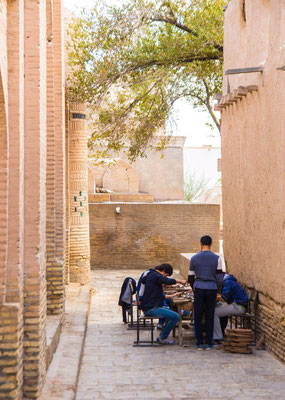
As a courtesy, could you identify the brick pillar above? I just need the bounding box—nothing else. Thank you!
[65,104,70,285]
[0,1,25,398]
[46,0,65,316]
[68,102,91,284]
[53,0,66,304]
[46,0,57,315]
[23,0,47,397]
[0,64,15,399]
[0,70,8,306]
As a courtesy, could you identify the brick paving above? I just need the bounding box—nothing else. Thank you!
[75,270,285,400]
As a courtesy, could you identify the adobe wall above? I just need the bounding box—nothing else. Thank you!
[89,203,220,269]
[88,136,186,200]
[221,0,285,362]
[132,137,186,200]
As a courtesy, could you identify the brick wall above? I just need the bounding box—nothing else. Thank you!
[0,304,23,399]
[89,203,220,269]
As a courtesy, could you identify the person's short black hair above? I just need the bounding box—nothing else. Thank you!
[155,263,173,276]
[200,235,212,246]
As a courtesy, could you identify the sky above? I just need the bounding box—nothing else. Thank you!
[64,0,221,149]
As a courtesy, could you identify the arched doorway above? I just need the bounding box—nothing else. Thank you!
[102,159,139,193]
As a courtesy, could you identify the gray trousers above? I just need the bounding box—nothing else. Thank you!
[213,302,245,340]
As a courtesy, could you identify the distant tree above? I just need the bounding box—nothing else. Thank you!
[184,170,209,202]
[67,0,226,161]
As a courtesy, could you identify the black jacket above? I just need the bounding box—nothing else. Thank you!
[141,269,176,312]
[118,277,136,307]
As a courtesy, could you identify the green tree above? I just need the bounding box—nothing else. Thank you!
[184,170,209,202]
[67,0,226,161]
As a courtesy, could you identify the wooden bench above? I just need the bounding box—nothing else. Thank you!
[229,289,258,344]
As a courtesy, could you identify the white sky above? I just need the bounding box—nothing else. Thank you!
[64,0,221,148]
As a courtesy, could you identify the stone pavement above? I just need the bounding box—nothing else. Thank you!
[75,270,285,400]
[42,283,91,400]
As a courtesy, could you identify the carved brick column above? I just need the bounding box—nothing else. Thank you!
[68,102,91,284]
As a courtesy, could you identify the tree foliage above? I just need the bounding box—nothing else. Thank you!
[67,0,226,161]
[184,170,209,202]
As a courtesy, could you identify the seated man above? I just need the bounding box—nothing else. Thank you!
[213,273,249,343]
[140,263,186,345]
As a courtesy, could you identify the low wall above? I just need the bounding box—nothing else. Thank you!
[89,203,220,269]
[89,193,154,203]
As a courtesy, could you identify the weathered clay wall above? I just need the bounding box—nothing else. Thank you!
[89,203,220,269]
[132,137,185,200]
[88,136,186,200]
[221,0,285,362]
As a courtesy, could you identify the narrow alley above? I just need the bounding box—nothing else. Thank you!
[43,270,285,400]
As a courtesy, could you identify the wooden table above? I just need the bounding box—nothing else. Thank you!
[172,298,194,346]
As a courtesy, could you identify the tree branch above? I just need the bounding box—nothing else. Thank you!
[128,54,221,72]
[202,79,220,131]
[151,16,223,52]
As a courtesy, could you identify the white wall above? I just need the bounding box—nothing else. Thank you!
[184,146,221,189]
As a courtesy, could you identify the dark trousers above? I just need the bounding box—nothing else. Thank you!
[194,288,217,345]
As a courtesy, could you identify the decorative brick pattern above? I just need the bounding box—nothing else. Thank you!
[68,102,91,284]
[89,203,220,269]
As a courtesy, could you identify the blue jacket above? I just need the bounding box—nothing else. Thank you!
[140,269,176,312]
[222,274,249,304]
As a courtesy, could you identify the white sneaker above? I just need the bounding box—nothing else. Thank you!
[156,337,176,345]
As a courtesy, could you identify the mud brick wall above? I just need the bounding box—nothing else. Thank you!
[89,203,220,269]
[255,291,285,363]
[221,0,285,363]
[0,305,23,399]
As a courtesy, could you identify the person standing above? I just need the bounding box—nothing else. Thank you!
[188,236,223,350]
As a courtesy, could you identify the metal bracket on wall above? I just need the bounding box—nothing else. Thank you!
[225,67,264,75]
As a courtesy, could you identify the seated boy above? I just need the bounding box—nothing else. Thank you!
[140,263,186,345]
[213,273,249,343]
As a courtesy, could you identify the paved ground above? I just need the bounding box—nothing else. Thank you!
[75,270,285,400]
[42,284,90,400]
